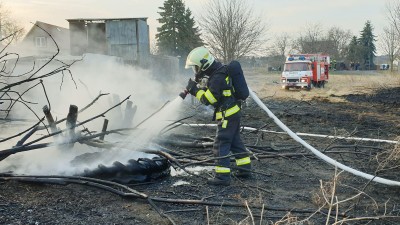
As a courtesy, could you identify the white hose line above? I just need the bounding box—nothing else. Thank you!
[248,87,400,186]
[181,124,399,145]
[288,132,399,144]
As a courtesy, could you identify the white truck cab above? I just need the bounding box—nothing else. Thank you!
[281,54,329,90]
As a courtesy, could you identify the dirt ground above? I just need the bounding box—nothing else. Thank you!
[1,70,400,225]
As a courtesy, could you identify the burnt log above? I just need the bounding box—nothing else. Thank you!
[66,105,78,135]
[99,119,109,141]
[65,105,78,148]
[42,105,57,133]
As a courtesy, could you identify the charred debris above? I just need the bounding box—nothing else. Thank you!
[1,25,400,225]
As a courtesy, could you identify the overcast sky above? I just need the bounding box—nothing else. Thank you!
[4,0,389,50]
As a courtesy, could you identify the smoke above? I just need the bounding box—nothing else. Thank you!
[0,53,187,175]
[119,96,185,148]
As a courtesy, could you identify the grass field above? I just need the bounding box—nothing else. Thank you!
[245,69,400,101]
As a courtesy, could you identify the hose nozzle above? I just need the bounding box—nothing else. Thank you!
[179,89,189,99]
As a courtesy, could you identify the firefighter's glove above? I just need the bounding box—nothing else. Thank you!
[186,78,198,96]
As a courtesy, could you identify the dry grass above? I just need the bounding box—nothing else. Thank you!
[245,70,400,102]
[375,136,400,173]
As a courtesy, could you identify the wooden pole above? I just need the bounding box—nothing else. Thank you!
[65,105,78,149]
[66,105,78,135]
[42,105,57,133]
[100,119,109,141]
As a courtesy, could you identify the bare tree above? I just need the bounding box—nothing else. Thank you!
[198,0,268,63]
[380,26,400,72]
[386,0,400,37]
[0,1,25,42]
[266,33,291,70]
[0,25,77,121]
[326,26,353,60]
[293,24,352,61]
[270,32,291,58]
[293,23,325,53]
[384,0,400,72]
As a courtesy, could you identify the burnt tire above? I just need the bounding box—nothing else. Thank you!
[79,156,170,184]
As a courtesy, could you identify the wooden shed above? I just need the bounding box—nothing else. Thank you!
[66,18,150,65]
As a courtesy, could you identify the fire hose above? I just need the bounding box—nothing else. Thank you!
[247,87,400,186]
[177,86,400,186]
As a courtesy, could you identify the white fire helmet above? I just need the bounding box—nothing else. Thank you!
[185,47,215,73]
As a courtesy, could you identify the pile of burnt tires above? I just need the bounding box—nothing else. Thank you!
[79,156,170,184]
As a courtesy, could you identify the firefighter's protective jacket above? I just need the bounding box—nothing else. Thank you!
[191,61,251,177]
[193,61,241,126]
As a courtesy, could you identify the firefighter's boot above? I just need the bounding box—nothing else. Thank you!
[207,174,231,186]
[234,157,252,178]
[234,164,252,178]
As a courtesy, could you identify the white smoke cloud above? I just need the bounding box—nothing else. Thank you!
[0,53,187,175]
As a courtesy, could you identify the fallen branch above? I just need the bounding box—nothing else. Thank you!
[0,127,133,160]
[22,95,131,147]
[48,92,110,127]
[0,117,44,143]
[141,149,208,179]
[149,196,340,216]
[0,100,173,161]
[0,174,148,198]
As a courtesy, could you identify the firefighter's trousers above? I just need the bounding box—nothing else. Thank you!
[213,117,250,176]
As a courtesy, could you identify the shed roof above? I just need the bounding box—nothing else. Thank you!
[24,21,69,39]
[66,18,148,22]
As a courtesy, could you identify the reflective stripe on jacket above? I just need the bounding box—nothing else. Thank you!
[194,66,240,120]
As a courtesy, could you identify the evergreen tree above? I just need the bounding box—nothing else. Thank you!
[347,36,362,66]
[177,8,202,56]
[156,0,203,57]
[358,21,376,70]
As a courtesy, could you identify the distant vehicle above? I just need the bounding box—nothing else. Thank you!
[281,54,330,90]
[380,64,389,70]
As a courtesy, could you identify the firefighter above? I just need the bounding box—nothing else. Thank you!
[184,46,251,186]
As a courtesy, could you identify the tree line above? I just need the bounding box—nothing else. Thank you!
[382,0,400,72]
[0,1,25,42]
[155,0,400,72]
[155,0,267,65]
[1,0,398,72]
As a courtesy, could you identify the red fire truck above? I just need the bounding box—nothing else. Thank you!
[281,54,330,90]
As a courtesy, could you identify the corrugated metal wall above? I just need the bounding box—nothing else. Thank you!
[68,18,150,65]
[106,20,137,61]
[137,19,150,66]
